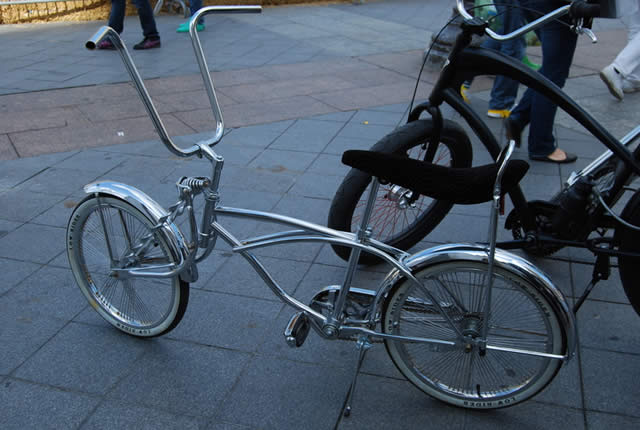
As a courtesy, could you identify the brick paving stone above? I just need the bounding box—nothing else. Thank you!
[14,322,148,394]
[586,411,640,428]
[2,265,87,321]
[0,379,99,428]
[0,304,67,374]
[0,134,17,160]
[218,355,349,429]
[82,400,205,429]
[581,348,640,416]
[0,189,64,223]
[0,222,65,263]
[107,340,251,417]
[168,289,285,351]
[0,257,41,296]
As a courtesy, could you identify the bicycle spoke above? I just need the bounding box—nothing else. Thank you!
[383,262,563,406]
[69,196,186,337]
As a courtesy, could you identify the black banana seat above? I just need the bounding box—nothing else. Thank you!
[342,149,529,205]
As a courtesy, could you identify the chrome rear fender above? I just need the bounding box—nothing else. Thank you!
[374,243,577,360]
[83,181,194,282]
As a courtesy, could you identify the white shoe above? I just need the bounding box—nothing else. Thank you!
[622,78,640,94]
[600,64,624,101]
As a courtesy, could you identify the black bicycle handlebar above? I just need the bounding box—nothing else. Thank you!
[569,1,601,19]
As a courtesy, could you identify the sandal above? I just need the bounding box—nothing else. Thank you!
[529,150,577,164]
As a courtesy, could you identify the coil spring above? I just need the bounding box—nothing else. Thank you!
[180,176,210,192]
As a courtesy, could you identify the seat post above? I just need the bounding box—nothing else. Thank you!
[324,179,381,337]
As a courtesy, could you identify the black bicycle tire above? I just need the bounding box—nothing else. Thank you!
[614,189,640,316]
[328,119,472,264]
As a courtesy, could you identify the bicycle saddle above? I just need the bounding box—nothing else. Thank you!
[342,150,529,205]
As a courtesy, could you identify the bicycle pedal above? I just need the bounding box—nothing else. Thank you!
[284,312,310,348]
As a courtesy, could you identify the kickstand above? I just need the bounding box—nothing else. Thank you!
[573,254,610,313]
[341,336,372,418]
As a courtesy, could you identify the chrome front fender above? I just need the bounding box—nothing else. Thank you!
[374,243,577,361]
[83,181,194,282]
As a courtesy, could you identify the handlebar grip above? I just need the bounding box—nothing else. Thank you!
[86,26,112,50]
[569,1,601,19]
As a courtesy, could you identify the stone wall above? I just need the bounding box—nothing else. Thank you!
[0,0,346,24]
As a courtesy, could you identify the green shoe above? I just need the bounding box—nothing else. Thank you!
[177,21,205,33]
[522,55,541,71]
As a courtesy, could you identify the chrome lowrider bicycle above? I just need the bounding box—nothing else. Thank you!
[67,5,576,414]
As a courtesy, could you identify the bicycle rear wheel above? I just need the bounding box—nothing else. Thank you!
[328,119,472,264]
[382,261,564,408]
[67,195,189,337]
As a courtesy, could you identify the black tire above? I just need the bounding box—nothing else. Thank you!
[328,119,472,264]
[67,195,189,337]
[614,189,640,316]
[382,260,564,409]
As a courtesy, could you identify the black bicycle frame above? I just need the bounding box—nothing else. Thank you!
[409,20,640,236]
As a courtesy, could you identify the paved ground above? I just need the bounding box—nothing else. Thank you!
[1,0,639,428]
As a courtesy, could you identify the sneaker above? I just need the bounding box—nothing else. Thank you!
[487,109,510,118]
[600,64,624,101]
[133,37,161,50]
[97,39,115,50]
[177,21,205,33]
[622,78,640,94]
[522,55,541,71]
[460,83,470,103]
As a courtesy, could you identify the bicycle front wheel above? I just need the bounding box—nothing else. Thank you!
[67,195,189,337]
[382,261,564,409]
[328,119,472,265]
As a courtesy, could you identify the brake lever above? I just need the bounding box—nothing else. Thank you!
[571,19,598,43]
[581,27,598,43]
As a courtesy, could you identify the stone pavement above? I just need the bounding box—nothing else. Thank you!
[1,1,639,428]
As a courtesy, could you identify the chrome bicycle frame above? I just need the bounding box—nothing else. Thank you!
[83,6,576,361]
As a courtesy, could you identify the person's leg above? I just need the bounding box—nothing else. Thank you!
[488,2,526,112]
[527,20,577,158]
[601,8,640,98]
[107,0,126,34]
[482,36,500,51]
[132,0,159,39]
[506,2,542,127]
[97,0,125,49]
[507,0,576,161]
[615,9,640,82]
[190,0,204,24]
[177,0,205,32]
[461,34,498,97]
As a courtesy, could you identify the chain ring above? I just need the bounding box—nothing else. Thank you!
[507,201,564,257]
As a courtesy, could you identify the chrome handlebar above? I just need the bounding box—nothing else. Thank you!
[455,0,573,42]
[86,5,262,159]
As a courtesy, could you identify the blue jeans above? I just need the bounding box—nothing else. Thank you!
[509,0,577,157]
[108,0,159,38]
[189,0,204,25]
[483,2,526,110]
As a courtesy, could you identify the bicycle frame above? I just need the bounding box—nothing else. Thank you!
[82,6,577,361]
[410,2,640,237]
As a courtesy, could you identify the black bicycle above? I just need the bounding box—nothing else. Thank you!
[328,0,640,316]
